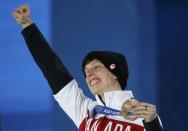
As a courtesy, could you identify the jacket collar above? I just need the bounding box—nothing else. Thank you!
[95,90,134,110]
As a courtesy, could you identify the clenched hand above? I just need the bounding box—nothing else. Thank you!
[12,5,33,28]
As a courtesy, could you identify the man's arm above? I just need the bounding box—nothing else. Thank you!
[13,5,95,127]
[22,23,73,94]
[13,5,73,94]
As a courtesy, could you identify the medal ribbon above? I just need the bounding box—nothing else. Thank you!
[94,105,121,116]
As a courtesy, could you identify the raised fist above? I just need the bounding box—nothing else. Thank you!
[12,5,33,28]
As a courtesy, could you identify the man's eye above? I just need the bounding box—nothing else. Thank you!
[94,65,100,70]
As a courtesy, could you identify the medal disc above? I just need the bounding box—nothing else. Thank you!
[121,99,138,121]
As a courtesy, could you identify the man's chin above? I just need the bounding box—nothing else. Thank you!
[90,88,101,96]
[89,84,105,94]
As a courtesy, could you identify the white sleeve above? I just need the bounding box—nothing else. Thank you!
[53,79,96,127]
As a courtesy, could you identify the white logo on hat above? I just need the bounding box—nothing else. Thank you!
[110,64,116,70]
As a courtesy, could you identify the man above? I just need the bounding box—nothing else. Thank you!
[13,5,163,131]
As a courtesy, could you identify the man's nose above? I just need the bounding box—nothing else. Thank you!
[86,68,95,77]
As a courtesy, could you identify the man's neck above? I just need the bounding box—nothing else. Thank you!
[98,89,122,105]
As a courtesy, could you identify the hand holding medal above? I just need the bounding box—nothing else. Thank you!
[121,99,157,122]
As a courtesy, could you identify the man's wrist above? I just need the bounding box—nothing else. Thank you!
[143,116,163,131]
[21,18,33,29]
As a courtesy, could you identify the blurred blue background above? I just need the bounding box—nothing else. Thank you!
[0,0,187,131]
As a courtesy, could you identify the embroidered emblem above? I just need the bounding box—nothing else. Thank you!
[110,64,116,70]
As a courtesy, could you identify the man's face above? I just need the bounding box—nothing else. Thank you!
[84,59,120,95]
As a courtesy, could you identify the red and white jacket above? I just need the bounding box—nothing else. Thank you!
[54,79,162,131]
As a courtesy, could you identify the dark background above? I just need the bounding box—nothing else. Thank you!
[0,0,187,130]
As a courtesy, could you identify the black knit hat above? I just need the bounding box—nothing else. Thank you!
[82,51,129,90]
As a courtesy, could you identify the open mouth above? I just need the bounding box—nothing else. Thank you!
[90,78,100,86]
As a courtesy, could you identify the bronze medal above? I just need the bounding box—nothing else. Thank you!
[121,99,138,121]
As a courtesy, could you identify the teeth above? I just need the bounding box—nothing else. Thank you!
[90,79,99,86]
